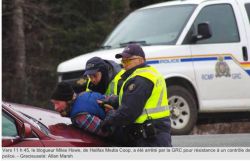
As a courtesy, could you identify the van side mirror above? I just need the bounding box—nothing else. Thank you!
[21,123,32,138]
[191,22,212,42]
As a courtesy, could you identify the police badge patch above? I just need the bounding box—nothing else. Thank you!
[86,63,95,69]
[215,56,231,77]
[128,83,136,91]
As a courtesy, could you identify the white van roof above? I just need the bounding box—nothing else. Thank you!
[140,0,215,10]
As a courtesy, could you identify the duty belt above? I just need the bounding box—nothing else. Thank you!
[127,124,144,140]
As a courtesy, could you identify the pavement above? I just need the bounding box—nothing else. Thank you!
[172,133,250,147]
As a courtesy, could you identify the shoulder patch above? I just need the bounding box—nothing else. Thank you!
[128,83,136,91]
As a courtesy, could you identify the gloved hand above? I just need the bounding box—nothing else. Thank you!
[97,95,119,110]
[97,100,114,113]
[100,119,112,133]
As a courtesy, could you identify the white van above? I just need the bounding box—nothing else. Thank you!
[57,0,250,135]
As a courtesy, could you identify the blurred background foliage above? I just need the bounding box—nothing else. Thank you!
[2,0,170,109]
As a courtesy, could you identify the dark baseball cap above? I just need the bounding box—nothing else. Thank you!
[115,44,145,59]
[83,57,106,76]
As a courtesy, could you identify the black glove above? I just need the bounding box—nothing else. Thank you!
[98,95,119,109]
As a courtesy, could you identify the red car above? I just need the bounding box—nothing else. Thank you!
[2,102,112,147]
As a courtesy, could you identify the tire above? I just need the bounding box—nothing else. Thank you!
[168,85,198,135]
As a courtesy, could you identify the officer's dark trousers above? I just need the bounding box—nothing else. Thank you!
[133,117,172,147]
[111,118,172,147]
[134,131,172,147]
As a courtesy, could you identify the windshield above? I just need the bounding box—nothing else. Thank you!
[102,4,196,49]
[18,111,50,136]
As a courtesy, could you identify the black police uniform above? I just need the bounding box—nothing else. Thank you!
[102,63,172,147]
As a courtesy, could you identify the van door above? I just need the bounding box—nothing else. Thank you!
[183,0,250,111]
[239,1,250,48]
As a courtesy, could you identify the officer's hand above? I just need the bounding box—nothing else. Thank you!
[97,95,119,109]
[97,100,114,113]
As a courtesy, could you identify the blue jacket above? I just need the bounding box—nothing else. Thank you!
[70,92,105,119]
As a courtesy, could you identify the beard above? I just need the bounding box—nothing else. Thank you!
[59,104,71,117]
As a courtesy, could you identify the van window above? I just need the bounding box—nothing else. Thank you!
[245,3,250,23]
[185,4,240,44]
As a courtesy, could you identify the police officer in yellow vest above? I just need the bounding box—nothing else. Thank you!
[83,57,125,96]
[100,44,172,147]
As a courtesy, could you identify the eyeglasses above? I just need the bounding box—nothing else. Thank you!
[121,57,140,65]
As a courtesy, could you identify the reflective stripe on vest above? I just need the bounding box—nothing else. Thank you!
[85,78,91,92]
[105,69,125,95]
[142,106,169,115]
[119,66,170,123]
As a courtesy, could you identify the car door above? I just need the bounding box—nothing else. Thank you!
[2,110,44,147]
[184,0,250,111]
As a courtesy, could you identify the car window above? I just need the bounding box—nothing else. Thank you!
[245,3,250,23]
[186,4,240,44]
[2,112,18,137]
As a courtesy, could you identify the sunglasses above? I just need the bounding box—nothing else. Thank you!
[121,57,140,65]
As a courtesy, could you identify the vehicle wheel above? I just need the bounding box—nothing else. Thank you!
[168,85,198,135]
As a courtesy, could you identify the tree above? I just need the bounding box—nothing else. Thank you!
[11,0,27,103]
[2,0,170,108]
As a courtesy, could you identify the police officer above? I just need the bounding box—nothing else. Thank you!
[83,57,125,95]
[100,44,172,147]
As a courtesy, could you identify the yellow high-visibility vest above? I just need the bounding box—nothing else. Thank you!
[119,66,170,123]
[86,69,125,95]
[105,69,125,95]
